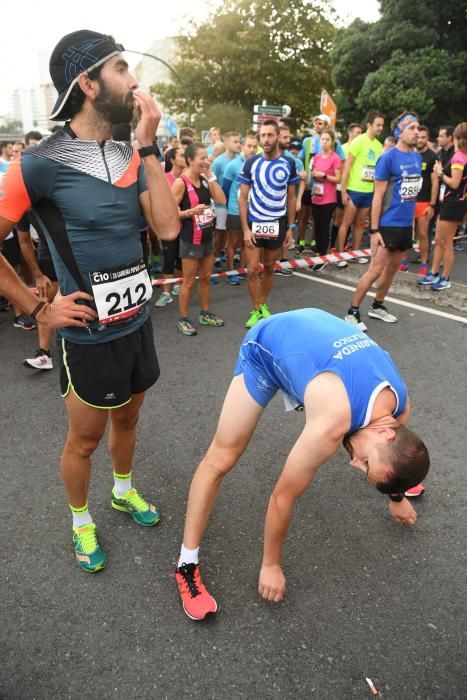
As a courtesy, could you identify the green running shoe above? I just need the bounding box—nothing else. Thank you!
[111,487,161,526]
[259,303,271,319]
[245,309,262,328]
[73,523,106,573]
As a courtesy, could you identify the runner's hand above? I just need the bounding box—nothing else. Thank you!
[370,232,385,256]
[133,90,161,147]
[192,204,206,215]
[244,229,256,248]
[35,273,53,300]
[389,498,417,526]
[341,191,349,206]
[37,290,96,329]
[258,564,286,602]
[284,228,293,248]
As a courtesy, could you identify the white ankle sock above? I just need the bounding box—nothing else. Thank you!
[70,503,93,529]
[113,471,132,497]
[178,544,199,568]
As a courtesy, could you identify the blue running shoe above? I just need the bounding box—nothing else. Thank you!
[227,273,240,285]
[417,272,439,286]
[431,276,451,291]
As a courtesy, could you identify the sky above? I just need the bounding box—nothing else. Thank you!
[0,0,381,115]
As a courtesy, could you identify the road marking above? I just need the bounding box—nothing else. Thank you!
[292,271,467,325]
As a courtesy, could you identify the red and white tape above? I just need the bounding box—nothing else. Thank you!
[152,248,372,287]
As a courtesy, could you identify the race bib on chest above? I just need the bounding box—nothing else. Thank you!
[252,220,280,238]
[361,165,375,182]
[89,258,152,325]
[195,205,215,229]
[400,175,423,201]
[439,183,446,203]
[312,181,324,196]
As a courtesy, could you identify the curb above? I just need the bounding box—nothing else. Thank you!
[316,264,467,314]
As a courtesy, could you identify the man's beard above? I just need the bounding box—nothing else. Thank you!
[94,79,134,125]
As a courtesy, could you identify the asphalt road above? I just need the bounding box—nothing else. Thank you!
[1,266,466,700]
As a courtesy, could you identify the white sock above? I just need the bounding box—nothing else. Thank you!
[178,544,199,568]
[70,503,93,529]
[113,471,132,497]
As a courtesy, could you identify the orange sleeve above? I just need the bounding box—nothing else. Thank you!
[114,150,141,188]
[0,160,32,222]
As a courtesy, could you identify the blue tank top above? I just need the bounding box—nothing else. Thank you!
[240,308,407,435]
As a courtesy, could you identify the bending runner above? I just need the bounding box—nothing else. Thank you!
[345,112,422,329]
[0,30,179,572]
[239,120,300,328]
[174,308,430,620]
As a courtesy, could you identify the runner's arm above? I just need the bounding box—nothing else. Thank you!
[239,184,253,237]
[262,420,342,567]
[133,90,179,241]
[139,158,179,240]
[16,227,42,279]
[340,153,355,193]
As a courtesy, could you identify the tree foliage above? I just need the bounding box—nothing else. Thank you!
[332,0,467,128]
[152,0,336,129]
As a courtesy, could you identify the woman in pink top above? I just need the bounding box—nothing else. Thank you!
[310,129,342,263]
[155,147,187,307]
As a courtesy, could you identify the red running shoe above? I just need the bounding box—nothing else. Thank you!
[175,563,218,620]
[405,483,425,498]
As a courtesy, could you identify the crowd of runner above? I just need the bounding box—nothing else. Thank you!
[0,29,464,622]
[1,111,466,355]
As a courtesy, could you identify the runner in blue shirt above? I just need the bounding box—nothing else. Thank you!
[221,133,258,285]
[211,132,241,277]
[238,120,300,328]
[345,112,422,329]
[174,308,429,620]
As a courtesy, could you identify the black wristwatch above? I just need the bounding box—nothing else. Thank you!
[138,141,161,159]
[389,494,405,502]
[370,228,380,234]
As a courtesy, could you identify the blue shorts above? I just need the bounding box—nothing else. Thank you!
[347,190,373,209]
[233,333,279,408]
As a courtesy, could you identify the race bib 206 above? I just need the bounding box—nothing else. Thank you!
[252,221,280,238]
[89,258,152,325]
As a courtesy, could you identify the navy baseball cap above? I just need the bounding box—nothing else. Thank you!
[49,30,125,120]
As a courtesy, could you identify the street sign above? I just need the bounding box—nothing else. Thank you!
[253,104,283,116]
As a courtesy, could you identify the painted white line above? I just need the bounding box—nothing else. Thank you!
[292,271,467,325]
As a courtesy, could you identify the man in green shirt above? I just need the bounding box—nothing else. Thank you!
[335,111,384,266]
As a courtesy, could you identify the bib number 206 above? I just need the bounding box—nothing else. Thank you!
[252,220,279,238]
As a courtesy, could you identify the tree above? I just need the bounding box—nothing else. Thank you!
[152,0,336,129]
[332,0,467,128]
[193,104,252,135]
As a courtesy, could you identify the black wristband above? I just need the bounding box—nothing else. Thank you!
[389,494,405,502]
[370,228,380,234]
[138,141,161,159]
[30,301,47,319]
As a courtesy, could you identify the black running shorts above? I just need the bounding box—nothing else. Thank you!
[379,227,413,252]
[59,316,160,408]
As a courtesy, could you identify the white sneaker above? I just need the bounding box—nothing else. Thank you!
[367,305,397,323]
[357,256,369,264]
[344,314,368,332]
[171,284,181,296]
[23,350,53,370]
[335,260,348,268]
[155,292,173,308]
